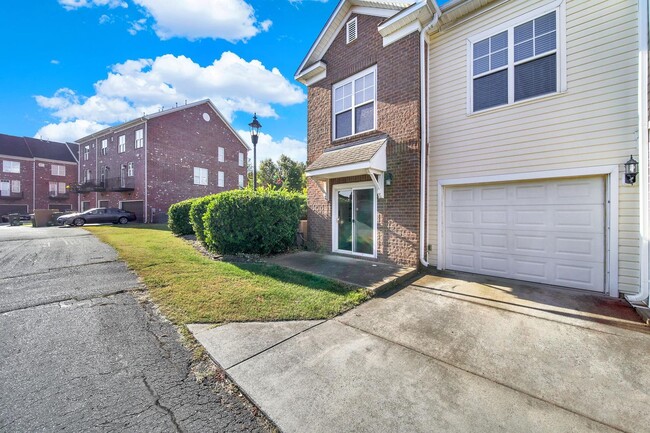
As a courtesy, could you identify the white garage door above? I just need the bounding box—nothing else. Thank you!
[444,176,605,292]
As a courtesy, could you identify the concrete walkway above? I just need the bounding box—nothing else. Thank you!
[264,251,417,294]
[191,273,650,433]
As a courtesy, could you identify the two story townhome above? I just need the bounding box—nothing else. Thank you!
[0,133,78,216]
[75,99,249,223]
[297,0,650,306]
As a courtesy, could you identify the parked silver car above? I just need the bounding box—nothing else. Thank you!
[57,208,137,226]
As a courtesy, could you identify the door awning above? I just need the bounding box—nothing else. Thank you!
[306,137,387,179]
[306,137,387,199]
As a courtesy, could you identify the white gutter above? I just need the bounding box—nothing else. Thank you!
[419,11,439,268]
[627,0,650,305]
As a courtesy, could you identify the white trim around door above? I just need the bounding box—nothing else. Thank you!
[437,165,619,297]
[332,181,377,259]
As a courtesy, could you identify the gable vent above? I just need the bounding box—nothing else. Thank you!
[346,17,358,44]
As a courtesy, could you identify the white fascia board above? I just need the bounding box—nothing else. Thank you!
[302,70,328,86]
[295,61,328,85]
[306,161,373,178]
[383,20,422,46]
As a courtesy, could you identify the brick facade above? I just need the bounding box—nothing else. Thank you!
[305,14,421,267]
[77,101,248,222]
[34,159,77,211]
[0,156,33,214]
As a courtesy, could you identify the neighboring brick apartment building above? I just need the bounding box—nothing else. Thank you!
[0,133,78,216]
[297,1,424,267]
[75,99,249,223]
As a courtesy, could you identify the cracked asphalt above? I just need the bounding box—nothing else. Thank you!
[0,226,271,432]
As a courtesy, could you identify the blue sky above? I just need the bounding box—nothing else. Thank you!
[0,0,343,163]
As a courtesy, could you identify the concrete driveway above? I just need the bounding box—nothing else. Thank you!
[192,272,650,433]
[0,225,269,432]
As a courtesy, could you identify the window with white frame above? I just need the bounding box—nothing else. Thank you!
[84,145,89,160]
[0,180,9,196]
[238,152,244,167]
[135,129,144,149]
[101,139,108,155]
[238,174,244,188]
[218,171,224,187]
[118,135,126,153]
[470,9,560,112]
[84,169,92,183]
[194,167,208,185]
[127,162,134,177]
[333,66,376,139]
[51,164,66,176]
[218,147,225,162]
[11,180,20,193]
[49,181,66,196]
[3,160,20,173]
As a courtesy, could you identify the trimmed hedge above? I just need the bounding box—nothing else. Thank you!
[189,194,219,243]
[204,189,304,255]
[168,197,198,236]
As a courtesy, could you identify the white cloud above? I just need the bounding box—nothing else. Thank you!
[35,119,110,143]
[35,53,305,142]
[58,0,127,10]
[50,59,60,65]
[128,18,147,35]
[237,130,306,165]
[132,0,270,42]
[98,14,112,24]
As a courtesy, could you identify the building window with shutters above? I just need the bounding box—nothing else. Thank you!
[468,4,564,113]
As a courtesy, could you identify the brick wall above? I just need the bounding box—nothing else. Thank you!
[0,156,33,214]
[34,160,78,211]
[147,103,248,221]
[306,13,421,267]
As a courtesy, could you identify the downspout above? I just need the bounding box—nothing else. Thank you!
[627,0,650,305]
[419,11,440,267]
[144,120,148,223]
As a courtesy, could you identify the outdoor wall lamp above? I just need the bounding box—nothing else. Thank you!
[624,155,638,185]
[385,172,393,186]
[248,113,262,190]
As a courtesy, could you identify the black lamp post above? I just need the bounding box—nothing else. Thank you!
[248,113,262,190]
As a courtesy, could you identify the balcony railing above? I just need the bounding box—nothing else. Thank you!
[49,193,70,200]
[0,191,24,200]
[70,177,135,193]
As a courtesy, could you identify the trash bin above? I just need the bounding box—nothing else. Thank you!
[8,213,21,226]
[49,212,64,226]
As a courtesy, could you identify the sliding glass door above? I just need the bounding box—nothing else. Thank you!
[335,186,375,256]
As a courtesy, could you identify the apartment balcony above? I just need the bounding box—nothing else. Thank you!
[106,177,135,192]
[49,193,70,200]
[72,181,106,193]
[0,191,24,200]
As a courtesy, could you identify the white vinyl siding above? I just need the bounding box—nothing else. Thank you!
[2,161,19,173]
[194,167,208,185]
[135,129,144,148]
[118,135,126,153]
[218,147,225,162]
[427,0,640,293]
[218,171,224,187]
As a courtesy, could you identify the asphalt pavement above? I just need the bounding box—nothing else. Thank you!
[0,225,270,432]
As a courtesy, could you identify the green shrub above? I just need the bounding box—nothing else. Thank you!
[204,189,303,255]
[189,194,219,243]
[168,198,197,236]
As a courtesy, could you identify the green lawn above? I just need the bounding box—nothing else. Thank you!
[85,224,367,325]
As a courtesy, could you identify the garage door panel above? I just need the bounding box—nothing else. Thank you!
[445,176,605,292]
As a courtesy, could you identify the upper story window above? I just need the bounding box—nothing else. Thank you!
[135,129,144,149]
[3,160,20,173]
[470,7,561,113]
[218,147,225,162]
[101,139,108,155]
[238,152,244,167]
[194,167,208,185]
[333,66,376,140]
[49,181,66,196]
[118,135,126,153]
[218,171,224,188]
[127,162,134,177]
[11,180,20,193]
[83,169,92,183]
[51,164,66,176]
[84,145,89,160]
